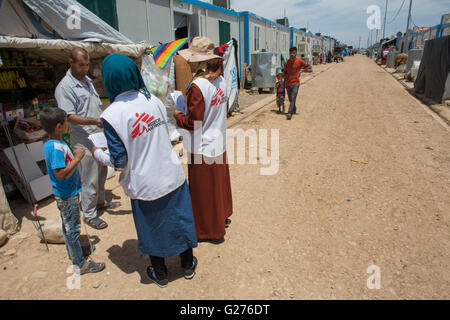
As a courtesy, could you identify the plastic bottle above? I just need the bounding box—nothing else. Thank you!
[62,133,73,152]
[32,97,40,119]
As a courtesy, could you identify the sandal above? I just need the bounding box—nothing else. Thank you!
[84,217,108,230]
[80,260,105,275]
[96,201,120,210]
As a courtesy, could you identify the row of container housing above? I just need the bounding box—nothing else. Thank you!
[395,22,450,52]
[80,0,337,82]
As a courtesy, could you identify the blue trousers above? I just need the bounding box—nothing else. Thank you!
[55,195,86,268]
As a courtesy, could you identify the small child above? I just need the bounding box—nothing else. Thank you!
[40,108,105,275]
[275,71,286,114]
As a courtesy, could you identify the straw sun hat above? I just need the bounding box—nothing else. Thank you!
[178,36,223,63]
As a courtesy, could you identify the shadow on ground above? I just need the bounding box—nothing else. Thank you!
[107,239,186,286]
[9,195,54,227]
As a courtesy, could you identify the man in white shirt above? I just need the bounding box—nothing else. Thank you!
[54,48,108,230]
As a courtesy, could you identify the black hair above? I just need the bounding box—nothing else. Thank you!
[289,47,297,53]
[206,59,223,74]
[40,108,67,134]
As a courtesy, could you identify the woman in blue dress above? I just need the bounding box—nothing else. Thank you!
[99,54,198,288]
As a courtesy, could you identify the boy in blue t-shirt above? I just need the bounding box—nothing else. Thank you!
[40,108,105,275]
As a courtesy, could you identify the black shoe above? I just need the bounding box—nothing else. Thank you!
[184,256,198,280]
[225,219,231,228]
[146,266,168,288]
[198,237,225,244]
[286,114,292,120]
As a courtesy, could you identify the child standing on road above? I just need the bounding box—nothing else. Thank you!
[275,71,286,114]
[40,108,105,275]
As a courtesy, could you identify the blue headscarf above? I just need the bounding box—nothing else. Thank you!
[101,54,151,103]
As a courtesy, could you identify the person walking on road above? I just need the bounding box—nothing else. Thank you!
[55,47,109,230]
[283,47,312,120]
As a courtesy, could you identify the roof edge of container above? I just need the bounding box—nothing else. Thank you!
[239,11,291,31]
[179,0,240,16]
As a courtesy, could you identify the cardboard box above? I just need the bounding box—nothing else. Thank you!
[0,143,52,203]
[13,119,47,142]
[5,108,24,121]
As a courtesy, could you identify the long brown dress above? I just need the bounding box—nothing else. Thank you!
[175,83,233,240]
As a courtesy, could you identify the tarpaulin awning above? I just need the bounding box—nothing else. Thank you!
[0,0,133,44]
[414,35,450,103]
[0,35,151,65]
[21,0,132,44]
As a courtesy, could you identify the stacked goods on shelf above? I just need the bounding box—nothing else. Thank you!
[0,102,24,121]
[1,93,56,122]
[0,71,27,90]
[0,49,48,67]
[13,118,46,142]
[0,48,56,125]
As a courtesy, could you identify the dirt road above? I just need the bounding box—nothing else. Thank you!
[1,55,449,299]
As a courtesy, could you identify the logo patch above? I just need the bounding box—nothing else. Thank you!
[65,153,73,166]
[131,112,154,138]
[131,112,165,138]
[211,88,225,107]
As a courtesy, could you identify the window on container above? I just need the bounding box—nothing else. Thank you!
[174,13,189,42]
[200,16,203,36]
[276,31,279,51]
[78,0,119,30]
[254,26,260,51]
[219,20,231,45]
[272,30,277,51]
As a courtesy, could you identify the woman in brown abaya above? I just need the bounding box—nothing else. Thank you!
[174,37,233,244]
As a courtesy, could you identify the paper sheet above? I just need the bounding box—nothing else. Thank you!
[88,132,108,149]
[88,132,113,167]
[93,148,113,167]
[170,90,187,114]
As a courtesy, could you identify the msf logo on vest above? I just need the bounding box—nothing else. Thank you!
[131,112,165,138]
[211,88,226,107]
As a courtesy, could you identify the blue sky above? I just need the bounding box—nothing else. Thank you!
[230,0,450,48]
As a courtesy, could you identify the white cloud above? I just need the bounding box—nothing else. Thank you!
[230,0,449,47]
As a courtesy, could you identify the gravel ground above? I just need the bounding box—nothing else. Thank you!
[1,56,448,299]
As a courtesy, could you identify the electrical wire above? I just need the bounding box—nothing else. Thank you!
[387,0,406,24]
[410,15,419,28]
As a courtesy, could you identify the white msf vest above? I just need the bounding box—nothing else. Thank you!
[186,76,228,157]
[101,91,186,201]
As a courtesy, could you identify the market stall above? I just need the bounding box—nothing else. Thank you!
[0,0,153,206]
[0,36,153,204]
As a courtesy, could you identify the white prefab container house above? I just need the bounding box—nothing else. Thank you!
[82,0,340,82]
[239,11,291,69]
[114,0,240,47]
